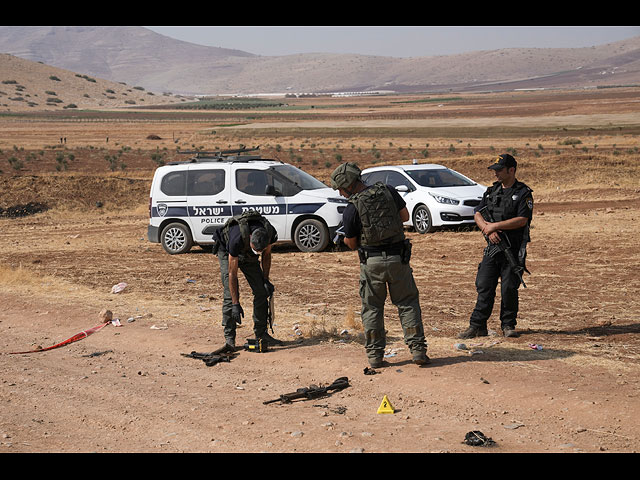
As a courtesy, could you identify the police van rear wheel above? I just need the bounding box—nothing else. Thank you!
[413,205,435,234]
[294,219,329,252]
[161,222,193,254]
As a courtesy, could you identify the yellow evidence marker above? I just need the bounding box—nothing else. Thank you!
[377,395,395,414]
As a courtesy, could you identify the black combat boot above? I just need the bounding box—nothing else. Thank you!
[258,332,284,346]
[457,326,489,339]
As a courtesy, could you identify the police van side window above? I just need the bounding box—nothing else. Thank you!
[187,169,225,196]
[160,171,187,196]
[236,168,300,196]
[236,169,269,196]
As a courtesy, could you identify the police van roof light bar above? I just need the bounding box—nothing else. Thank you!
[178,146,260,157]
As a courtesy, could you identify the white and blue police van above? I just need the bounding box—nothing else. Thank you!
[147,148,347,254]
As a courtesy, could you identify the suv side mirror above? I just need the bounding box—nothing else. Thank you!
[265,185,281,196]
[395,185,409,192]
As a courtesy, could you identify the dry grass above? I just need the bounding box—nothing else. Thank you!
[0,262,101,305]
[0,263,47,287]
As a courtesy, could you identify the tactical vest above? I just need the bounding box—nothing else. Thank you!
[485,180,533,258]
[349,182,405,247]
[220,210,275,255]
[485,180,533,223]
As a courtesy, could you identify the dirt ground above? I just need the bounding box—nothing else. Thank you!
[1,89,639,453]
[2,193,639,454]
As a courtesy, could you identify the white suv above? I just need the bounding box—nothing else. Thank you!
[361,163,487,233]
[147,148,347,254]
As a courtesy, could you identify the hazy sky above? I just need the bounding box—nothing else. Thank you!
[145,26,640,58]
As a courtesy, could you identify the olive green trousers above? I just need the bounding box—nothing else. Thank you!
[358,253,427,362]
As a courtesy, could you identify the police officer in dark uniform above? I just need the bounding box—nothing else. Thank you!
[458,154,533,339]
[213,211,283,350]
[331,162,429,368]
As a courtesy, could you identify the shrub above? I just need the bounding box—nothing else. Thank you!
[558,138,582,146]
[7,156,23,170]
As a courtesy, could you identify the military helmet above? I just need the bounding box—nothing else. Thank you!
[330,162,361,190]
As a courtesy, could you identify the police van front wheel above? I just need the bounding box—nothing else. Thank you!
[161,222,193,254]
[294,219,329,252]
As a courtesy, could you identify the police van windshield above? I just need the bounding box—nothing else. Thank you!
[272,164,327,190]
[405,168,476,188]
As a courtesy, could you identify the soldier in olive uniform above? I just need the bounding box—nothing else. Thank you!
[331,162,429,368]
[458,154,534,339]
[213,211,283,350]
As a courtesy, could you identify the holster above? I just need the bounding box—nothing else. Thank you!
[401,239,412,264]
[358,248,367,264]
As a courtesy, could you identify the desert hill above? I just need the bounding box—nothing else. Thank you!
[2,27,640,96]
[0,53,189,112]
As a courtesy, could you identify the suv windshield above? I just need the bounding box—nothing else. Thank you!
[272,164,327,190]
[405,168,476,188]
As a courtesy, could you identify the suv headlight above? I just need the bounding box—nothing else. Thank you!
[328,197,348,204]
[429,193,460,205]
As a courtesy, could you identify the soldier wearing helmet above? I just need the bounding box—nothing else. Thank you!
[331,162,429,368]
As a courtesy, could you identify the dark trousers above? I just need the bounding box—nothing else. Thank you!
[468,250,521,329]
[218,251,269,345]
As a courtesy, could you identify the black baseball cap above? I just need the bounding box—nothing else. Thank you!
[488,153,517,170]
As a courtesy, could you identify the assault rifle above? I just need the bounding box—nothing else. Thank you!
[181,344,236,366]
[478,206,529,288]
[267,289,275,334]
[263,377,350,405]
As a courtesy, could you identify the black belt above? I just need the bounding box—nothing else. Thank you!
[363,248,403,257]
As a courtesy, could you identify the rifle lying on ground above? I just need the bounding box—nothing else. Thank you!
[263,377,350,405]
[181,344,236,366]
[478,206,530,288]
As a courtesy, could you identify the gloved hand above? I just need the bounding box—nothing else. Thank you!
[264,280,274,297]
[231,303,244,325]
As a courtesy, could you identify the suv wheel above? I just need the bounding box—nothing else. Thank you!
[294,219,329,252]
[161,222,193,254]
[413,205,435,234]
